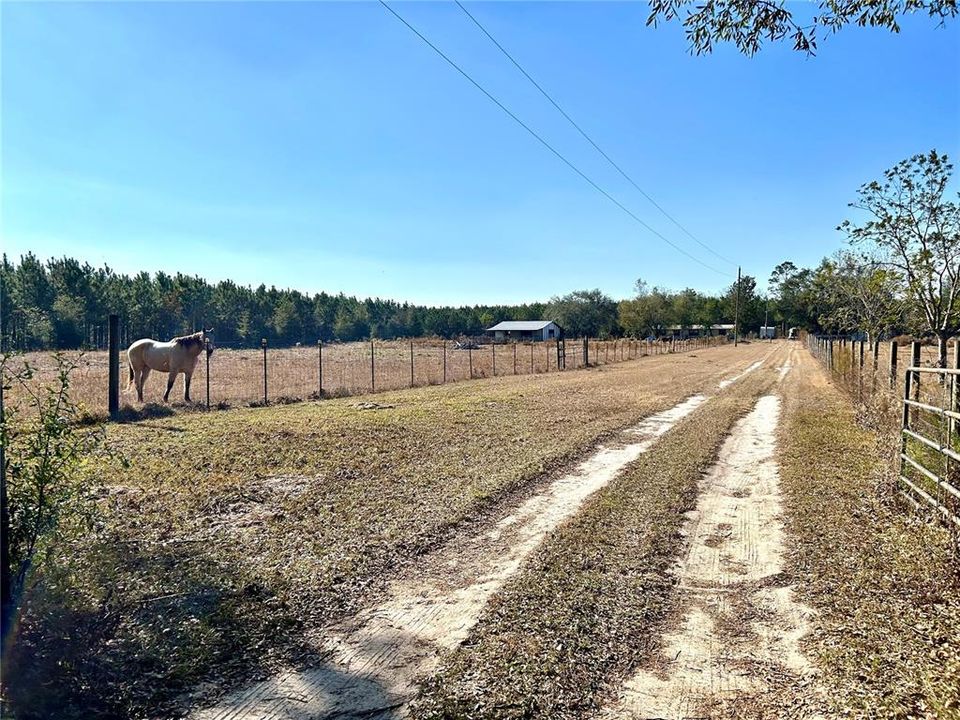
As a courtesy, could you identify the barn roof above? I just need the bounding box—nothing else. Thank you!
[665,324,736,330]
[487,320,557,332]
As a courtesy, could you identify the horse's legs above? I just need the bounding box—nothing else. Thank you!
[184,371,192,402]
[163,371,176,402]
[139,368,151,402]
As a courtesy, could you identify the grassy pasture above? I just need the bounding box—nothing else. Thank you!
[4,341,763,719]
[778,350,960,719]
[9,337,704,416]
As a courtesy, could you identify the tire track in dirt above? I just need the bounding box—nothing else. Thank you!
[193,354,771,720]
[598,344,826,719]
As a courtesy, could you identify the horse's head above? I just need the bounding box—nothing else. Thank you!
[202,328,215,357]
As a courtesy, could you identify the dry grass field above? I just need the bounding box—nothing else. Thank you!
[5,341,958,720]
[4,341,759,719]
[9,337,715,416]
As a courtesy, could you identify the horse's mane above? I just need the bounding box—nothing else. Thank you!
[172,331,204,347]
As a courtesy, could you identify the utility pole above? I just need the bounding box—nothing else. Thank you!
[734,266,741,347]
[763,297,769,341]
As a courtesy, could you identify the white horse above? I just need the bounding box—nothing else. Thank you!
[127,330,214,402]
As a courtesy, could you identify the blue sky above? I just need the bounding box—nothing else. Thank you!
[2,2,958,305]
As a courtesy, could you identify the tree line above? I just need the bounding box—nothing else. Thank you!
[0,250,782,350]
[0,255,555,350]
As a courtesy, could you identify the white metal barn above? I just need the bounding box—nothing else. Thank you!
[487,320,562,342]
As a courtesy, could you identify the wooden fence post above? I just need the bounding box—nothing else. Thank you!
[261,338,268,404]
[889,341,898,390]
[530,343,534,373]
[318,340,323,398]
[468,345,473,379]
[584,337,589,366]
[370,338,375,392]
[443,341,447,384]
[108,313,120,419]
[857,340,866,402]
[492,343,496,376]
[513,342,517,374]
[410,340,414,387]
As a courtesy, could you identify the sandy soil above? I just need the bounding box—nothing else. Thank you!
[598,344,826,719]
[191,357,769,720]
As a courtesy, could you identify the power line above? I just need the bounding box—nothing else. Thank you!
[454,0,737,269]
[378,0,730,277]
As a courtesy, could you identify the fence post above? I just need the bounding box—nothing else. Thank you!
[443,341,447,384]
[584,337,589,366]
[889,341,898,390]
[318,340,323,398]
[872,338,880,394]
[370,339,376,392]
[468,345,473,379]
[205,339,211,410]
[829,339,834,371]
[492,343,496,376]
[108,313,120,419]
[513,342,517,374]
[261,338,268,404]
[530,343,534,373]
[409,340,414,387]
[910,341,921,424]
[858,339,865,401]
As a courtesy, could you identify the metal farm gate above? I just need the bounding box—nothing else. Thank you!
[898,363,960,531]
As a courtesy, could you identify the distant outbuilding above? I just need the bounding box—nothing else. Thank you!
[486,320,562,342]
[665,323,735,339]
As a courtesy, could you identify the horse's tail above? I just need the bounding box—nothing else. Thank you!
[128,361,134,388]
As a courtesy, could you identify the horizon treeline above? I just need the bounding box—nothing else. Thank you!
[0,253,770,350]
[1,253,558,350]
[3,251,923,352]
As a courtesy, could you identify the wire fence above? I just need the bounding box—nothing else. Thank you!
[9,334,728,417]
[807,334,960,535]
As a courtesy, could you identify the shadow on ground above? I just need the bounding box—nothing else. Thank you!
[3,531,331,719]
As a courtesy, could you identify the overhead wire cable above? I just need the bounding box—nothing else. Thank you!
[378,0,731,277]
[454,0,737,268]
